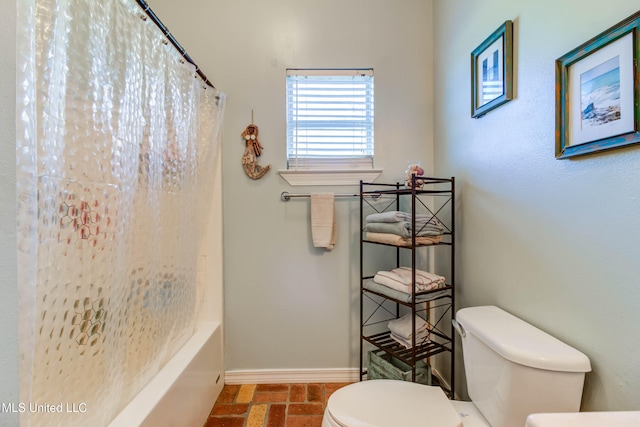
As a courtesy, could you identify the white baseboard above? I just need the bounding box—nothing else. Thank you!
[224,368,360,384]
[431,367,460,400]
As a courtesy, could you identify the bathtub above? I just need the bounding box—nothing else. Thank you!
[108,321,224,427]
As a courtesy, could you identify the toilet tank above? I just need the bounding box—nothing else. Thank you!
[456,306,591,427]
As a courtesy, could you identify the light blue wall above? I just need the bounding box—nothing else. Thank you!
[151,0,435,372]
[155,2,640,409]
[1,0,18,425]
[433,0,640,410]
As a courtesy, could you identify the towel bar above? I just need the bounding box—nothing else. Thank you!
[280,191,382,202]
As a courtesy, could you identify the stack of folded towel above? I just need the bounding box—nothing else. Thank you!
[373,266,446,294]
[365,211,444,246]
[388,313,430,349]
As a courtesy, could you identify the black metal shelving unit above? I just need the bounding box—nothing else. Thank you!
[359,176,455,398]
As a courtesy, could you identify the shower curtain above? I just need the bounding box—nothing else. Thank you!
[16,0,225,425]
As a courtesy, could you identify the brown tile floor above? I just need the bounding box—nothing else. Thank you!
[203,383,353,427]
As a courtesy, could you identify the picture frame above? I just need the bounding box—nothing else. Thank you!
[556,11,640,159]
[471,20,513,118]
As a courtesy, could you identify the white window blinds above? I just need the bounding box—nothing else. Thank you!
[286,68,374,170]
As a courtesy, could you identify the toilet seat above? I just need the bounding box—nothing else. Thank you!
[324,380,462,427]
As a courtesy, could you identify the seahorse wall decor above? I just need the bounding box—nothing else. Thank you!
[241,123,270,179]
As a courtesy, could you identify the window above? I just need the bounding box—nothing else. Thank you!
[286,68,374,171]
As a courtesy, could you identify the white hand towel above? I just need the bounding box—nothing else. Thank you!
[311,192,336,250]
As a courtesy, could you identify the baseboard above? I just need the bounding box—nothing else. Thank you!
[224,368,360,384]
[431,367,460,400]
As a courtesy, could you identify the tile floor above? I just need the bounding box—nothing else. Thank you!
[203,383,353,427]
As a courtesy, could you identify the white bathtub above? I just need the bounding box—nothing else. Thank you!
[109,321,224,427]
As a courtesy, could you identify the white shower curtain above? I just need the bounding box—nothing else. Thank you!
[16,0,225,425]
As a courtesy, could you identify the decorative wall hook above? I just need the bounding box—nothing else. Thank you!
[241,122,270,180]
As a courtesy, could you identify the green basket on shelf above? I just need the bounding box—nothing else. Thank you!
[367,349,432,385]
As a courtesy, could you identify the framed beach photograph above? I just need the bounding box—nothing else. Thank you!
[471,20,513,118]
[556,11,640,159]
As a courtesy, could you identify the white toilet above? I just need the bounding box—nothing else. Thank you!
[322,305,592,427]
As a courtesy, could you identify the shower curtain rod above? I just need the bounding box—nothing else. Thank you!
[136,0,215,89]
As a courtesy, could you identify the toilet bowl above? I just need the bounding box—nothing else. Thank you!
[322,306,591,427]
[322,380,495,427]
[321,380,465,427]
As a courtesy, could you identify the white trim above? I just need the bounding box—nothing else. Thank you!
[431,367,459,400]
[224,368,360,384]
[287,68,374,77]
[278,169,382,186]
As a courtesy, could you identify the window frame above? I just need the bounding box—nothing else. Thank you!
[280,68,380,185]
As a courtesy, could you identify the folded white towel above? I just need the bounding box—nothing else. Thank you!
[388,313,429,340]
[390,329,430,349]
[374,271,428,293]
[366,211,441,225]
[373,270,444,294]
[376,270,422,287]
[365,232,442,246]
[311,193,336,250]
[391,267,446,287]
[365,221,444,237]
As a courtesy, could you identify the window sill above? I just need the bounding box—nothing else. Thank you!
[278,169,383,186]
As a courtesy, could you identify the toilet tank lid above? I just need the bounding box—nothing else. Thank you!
[456,306,591,373]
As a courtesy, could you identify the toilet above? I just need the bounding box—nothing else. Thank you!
[322,306,592,427]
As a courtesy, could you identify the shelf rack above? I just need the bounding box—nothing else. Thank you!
[359,176,455,398]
